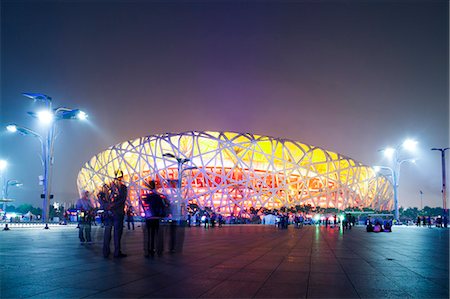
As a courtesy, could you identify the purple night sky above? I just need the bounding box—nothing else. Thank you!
[1,0,448,209]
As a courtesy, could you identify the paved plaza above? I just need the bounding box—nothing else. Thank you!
[0,224,448,298]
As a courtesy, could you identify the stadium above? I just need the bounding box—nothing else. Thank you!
[77,131,393,216]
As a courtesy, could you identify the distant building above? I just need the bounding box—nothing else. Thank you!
[77,131,393,216]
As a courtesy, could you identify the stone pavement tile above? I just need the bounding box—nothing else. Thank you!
[389,276,447,297]
[25,287,101,299]
[348,274,402,291]
[244,261,281,271]
[341,263,377,274]
[227,255,261,264]
[307,284,359,298]
[63,273,148,291]
[253,282,307,298]
[311,257,339,264]
[199,280,263,298]
[334,251,363,259]
[227,269,273,282]
[427,277,450,289]
[214,260,251,270]
[406,266,449,279]
[309,262,344,274]
[266,270,309,284]
[357,289,413,298]
[308,272,353,287]
[0,283,61,299]
[277,262,310,272]
[284,255,310,263]
[257,255,285,263]
[369,265,421,278]
[288,249,311,257]
[146,278,223,298]
[83,288,147,298]
[193,267,238,281]
[106,276,172,295]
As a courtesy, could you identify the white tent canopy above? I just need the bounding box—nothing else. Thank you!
[24,211,36,218]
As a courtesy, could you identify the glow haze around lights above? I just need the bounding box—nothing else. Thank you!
[402,139,418,151]
[37,110,54,124]
[0,160,7,171]
[77,111,88,120]
[6,125,17,133]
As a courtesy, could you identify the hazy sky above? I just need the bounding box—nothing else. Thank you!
[1,0,448,210]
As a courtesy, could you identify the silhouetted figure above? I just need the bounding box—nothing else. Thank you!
[76,191,94,244]
[126,206,135,230]
[141,180,166,257]
[102,170,128,258]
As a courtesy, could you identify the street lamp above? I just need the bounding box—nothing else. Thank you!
[0,160,7,171]
[0,160,8,210]
[6,93,88,229]
[431,147,449,217]
[419,190,423,210]
[378,139,418,223]
[162,153,197,222]
[2,180,23,211]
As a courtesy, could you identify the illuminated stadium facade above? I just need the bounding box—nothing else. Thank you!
[77,131,393,215]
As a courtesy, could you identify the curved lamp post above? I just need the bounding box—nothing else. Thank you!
[431,147,449,216]
[162,153,197,222]
[378,139,418,223]
[6,93,88,229]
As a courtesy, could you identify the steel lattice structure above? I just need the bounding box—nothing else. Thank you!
[77,131,393,215]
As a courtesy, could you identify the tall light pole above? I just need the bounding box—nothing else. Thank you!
[431,147,449,216]
[0,160,7,211]
[419,190,423,210]
[3,180,23,211]
[378,139,418,223]
[6,93,88,228]
[162,153,197,222]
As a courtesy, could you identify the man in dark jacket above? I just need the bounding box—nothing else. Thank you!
[142,180,166,257]
[102,170,128,258]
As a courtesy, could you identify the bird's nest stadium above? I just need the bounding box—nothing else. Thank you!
[77,131,393,215]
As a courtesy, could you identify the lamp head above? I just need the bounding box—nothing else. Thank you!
[6,124,17,133]
[402,139,418,151]
[383,147,395,158]
[77,110,88,120]
[22,93,52,103]
[57,109,88,120]
[0,160,7,171]
[36,110,54,124]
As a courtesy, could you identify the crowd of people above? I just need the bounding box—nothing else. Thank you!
[74,171,194,259]
[415,215,448,228]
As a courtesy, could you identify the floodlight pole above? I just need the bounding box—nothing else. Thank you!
[163,153,196,222]
[379,140,417,224]
[8,93,88,229]
[3,180,22,212]
[431,148,449,216]
[419,190,423,210]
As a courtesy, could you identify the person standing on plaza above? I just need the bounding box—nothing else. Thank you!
[126,206,135,230]
[76,190,94,244]
[217,213,223,227]
[102,170,128,258]
[141,180,166,257]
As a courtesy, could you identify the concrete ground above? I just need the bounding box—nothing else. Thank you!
[0,223,448,299]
